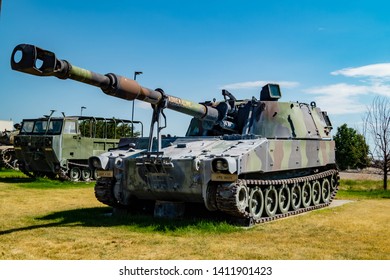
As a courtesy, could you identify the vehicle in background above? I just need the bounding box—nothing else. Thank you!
[0,121,19,169]
[14,115,142,181]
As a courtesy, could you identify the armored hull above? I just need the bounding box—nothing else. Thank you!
[93,117,338,224]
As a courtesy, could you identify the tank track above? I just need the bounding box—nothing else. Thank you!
[1,148,18,170]
[94,169,339,226]
[94,177,120,207]
[216,169,339,225]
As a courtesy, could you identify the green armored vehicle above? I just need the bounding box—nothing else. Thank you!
[11,44,339,224]
[0,122,19,169]
[14,114,142,181]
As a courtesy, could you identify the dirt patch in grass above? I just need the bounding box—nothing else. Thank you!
[338,167,388,181]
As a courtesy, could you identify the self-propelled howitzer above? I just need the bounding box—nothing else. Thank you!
[11,43,339,225]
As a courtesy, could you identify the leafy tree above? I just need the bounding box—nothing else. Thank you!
[78,119,140,139]
[333,124,370,170]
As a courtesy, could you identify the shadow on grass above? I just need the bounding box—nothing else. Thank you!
[0,177,36,183]
[0,176,94,189]
[0,205,239,236]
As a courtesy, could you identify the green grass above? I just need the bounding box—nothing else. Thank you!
[0,168,238,234]
[34,207,241,235]
[0,168,28,178]
[0,168,389,259]
[338,179,390,199]
[0,168,94,189]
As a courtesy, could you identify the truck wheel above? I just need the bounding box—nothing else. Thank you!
[81,168,92,181]
[69,166,81,181]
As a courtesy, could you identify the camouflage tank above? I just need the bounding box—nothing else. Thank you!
[13,114,143,181]
[0,123,20,169]
[11,44,339,224]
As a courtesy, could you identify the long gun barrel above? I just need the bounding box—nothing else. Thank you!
[11,44,219,122]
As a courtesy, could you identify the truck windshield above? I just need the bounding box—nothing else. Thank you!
[20,119,63,135]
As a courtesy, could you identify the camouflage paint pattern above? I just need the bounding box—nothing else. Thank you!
[90,95,335,208]
[96,103,329,206]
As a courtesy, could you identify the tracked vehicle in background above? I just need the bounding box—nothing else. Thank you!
[11,43,339,224]
[0,122,19,170]
[14,114,142,181]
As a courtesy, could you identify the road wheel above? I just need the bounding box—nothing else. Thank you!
[278,184,291,214]
[249,187,264,219]
[301,181,312,208]
[321,178,331,203]
[290,183,302,210]
[312,180,321,205]
[264,186,278,217]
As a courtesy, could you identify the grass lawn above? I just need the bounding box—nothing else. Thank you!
[0,169,389,259]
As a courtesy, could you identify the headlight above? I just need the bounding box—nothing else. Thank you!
[212,157,237,174]
[44,137,52,147]
[90,157,102,169]
[89,155,110,170]
[115,158,123,168]
[213,159,229,171]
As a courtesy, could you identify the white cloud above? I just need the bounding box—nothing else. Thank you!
[305,63,390,115]
[306,83,370,97]
[363,80,390,97]
[305,83,369,115]
[331,63,390,78]
[312,94,367,115]
[220,80,299,90]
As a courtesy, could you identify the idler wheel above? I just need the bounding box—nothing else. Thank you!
[312,180,321,206]
[248,187,264,219]
[264,186,278,217]
[330,173,338,191]
[278,184,291,214]
[290,183,302,210]
[301,181,312,208]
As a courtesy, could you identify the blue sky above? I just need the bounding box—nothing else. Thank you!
[2,0,390,136]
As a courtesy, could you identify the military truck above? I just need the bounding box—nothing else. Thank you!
[11,44,339,224]
[14,114,143,181]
